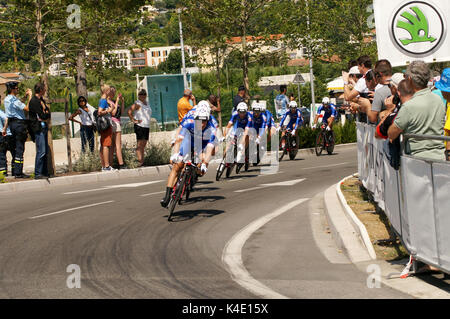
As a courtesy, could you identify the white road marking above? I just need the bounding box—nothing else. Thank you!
[140,191,165,197]
[234,178,305,193]
[63,181,163,195]
[301,162,349,170]
[229,178,243,182]
[222,198,309,299]
[29,201,115,220]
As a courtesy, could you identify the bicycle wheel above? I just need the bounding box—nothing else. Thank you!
[236,163,244,174]
[327,131,336,155]
[216,161,226,181]
[226,165,233,178]
[289,136,299,160]
[315,132,324,156]
[168,172,186,221]
[279,136,287,161]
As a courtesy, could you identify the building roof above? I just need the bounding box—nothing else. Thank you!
[0,72,22,80]
[227,34,283,44]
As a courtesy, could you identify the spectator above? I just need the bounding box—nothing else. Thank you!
[352,70,378,116]
[388,61,446,161]
[289,93,295,102]
[4,81,32,178]
[97,84,115,172]
[232,86,246,112]
[366,59,394,123]
[28,82,51,179]
[275,84,289,118]
[343,55,372,102]
[177,89,195,124]
[433,69,450,161]
[376,79,414,139]
[108,86,125,169]
[208,94,221,113]
[69,96,96,153]
[0,108,14,177]
[128,89,152,167]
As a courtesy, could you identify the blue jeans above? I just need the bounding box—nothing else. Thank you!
[35,125,49,177]
[80,125,95,153]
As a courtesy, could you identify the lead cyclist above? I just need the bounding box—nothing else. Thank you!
[160,102,217,207]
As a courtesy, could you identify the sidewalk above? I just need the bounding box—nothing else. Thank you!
[322,175,450,299]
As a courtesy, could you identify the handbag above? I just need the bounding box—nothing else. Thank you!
[93,110,111,132]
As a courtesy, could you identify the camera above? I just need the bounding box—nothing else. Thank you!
[392,93,401,106]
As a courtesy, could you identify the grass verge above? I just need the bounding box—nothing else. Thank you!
[340,177,408,261]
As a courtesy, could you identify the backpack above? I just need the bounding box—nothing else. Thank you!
[93,110,111,132]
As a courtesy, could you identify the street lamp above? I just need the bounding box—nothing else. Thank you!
[177,8,188,90]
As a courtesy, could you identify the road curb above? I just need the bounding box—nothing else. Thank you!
[0,142,357,193]
[336,174,377,260]
[323,183,373,263]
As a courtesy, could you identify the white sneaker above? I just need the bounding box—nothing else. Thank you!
[102,166,117,172]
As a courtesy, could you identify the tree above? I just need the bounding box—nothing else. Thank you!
[158,49,193,74]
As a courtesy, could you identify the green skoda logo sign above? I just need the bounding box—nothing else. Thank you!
[390,1,446,57]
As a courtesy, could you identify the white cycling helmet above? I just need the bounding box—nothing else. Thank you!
[251,102,263,112]
[322,97,330,105]
[194,101,211,120]
[236,102,248,112]
[289,101,298,108]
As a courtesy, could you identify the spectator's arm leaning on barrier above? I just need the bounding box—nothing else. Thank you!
[387,121,403,142]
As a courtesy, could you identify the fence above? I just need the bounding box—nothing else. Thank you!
[357,122,450,274]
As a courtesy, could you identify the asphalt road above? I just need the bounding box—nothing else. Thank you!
[0,145,411,299]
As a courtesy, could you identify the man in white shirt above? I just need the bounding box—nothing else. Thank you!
[343,55,372,101]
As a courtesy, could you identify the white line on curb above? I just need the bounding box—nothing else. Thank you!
[29,201,115,220]
[222,198,309,299]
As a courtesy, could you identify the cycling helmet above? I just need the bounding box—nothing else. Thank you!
[236,102,248,112]
[289,101,298,109]
[194,101,211,120]
[322,97,330,105]
[251,102,263,112]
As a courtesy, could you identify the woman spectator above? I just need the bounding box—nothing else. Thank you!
[108,86,125,169]
[128,89,152,167]
[69,96,96,153]
[98,84,115,172]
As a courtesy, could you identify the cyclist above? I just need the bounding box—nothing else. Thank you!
[250,101,268,145]
[224,102,253,163]
[280,101,303,150]
[313,97,337,131]
[160,102,217,207]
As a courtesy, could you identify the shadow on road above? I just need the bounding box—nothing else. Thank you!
[195,181,214,185]
[168,209,225,222]
[192,187,220,192]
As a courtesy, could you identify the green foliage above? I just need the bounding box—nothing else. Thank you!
[158,49,193,74]
[143,142,171,166]
[295,120,357,149]
[73,150,102,172]
[112,143,140,169]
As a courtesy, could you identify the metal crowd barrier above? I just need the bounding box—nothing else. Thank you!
[356,122,450,274]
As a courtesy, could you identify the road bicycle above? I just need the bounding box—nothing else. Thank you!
[315,123,335,156]
[167,153,198,222]
[216,134,249,180]
[279,128,299,161]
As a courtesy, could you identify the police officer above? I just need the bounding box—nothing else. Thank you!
[0,108,15,177]
[4,81,32,178]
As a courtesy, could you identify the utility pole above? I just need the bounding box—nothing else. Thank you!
[177,8,188,90]
[306,0,316,126]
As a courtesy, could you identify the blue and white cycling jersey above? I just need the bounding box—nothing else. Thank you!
[228,111,253,133]
[250,111,267,136]
[280,108,303,130]
[264,110,275,129]
[317,104,338,124]
[178,118,217,157]
[180,108,219,129]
